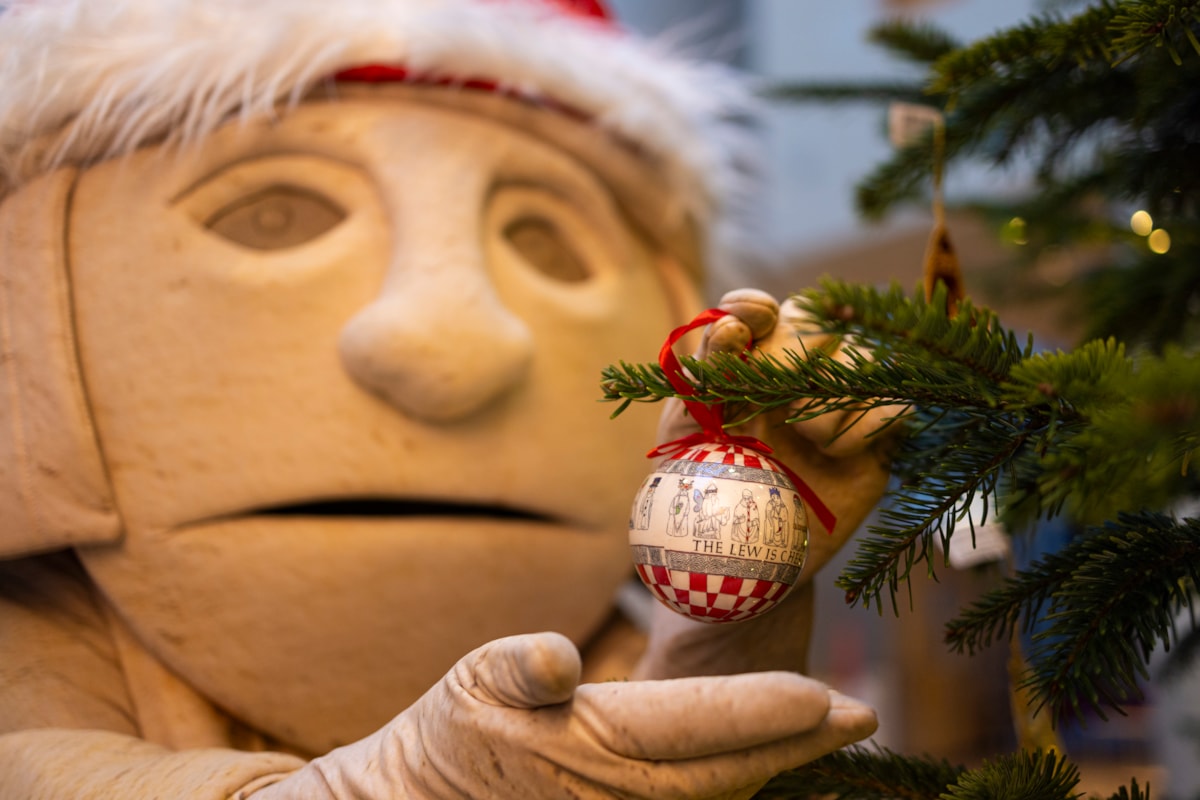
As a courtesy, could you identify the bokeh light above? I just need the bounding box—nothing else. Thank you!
[1148,228,1171,254]
[1003,216,1028,245]
[1131,210,1154,236]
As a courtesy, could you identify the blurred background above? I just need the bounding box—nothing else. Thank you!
[608,1,1165,795]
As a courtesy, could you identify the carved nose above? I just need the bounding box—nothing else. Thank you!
[338,283,534,423]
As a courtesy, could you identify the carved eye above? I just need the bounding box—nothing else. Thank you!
[204,185,346,251]
[503,217,591,283]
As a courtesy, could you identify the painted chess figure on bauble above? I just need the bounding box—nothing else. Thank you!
[0,1,892,797]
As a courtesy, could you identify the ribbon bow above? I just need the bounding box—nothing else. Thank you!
[648,309,837,535]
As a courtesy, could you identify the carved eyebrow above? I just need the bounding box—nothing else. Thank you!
[169,149,364,206]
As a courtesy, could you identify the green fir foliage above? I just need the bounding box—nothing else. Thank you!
[602,278,1200,721]
[1102,778,1152,800]
[754,746,1134,800]
[939,749,1080,800]
[755,744,965,799]
[868,19,962,65]
[947,512,1200,720]
[768,0,1200,351]
[604,2,1200,797]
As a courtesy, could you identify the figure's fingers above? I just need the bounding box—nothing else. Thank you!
[573,671,835,760]
[717,289,778,341]
[569,687,877,800]
[703,315,753,356]
[455,632,581,709]
[670,691,877,787]
[777,295,836,346]
[702,288,780,357]
[765,298,906,457]
[792,402,903,459]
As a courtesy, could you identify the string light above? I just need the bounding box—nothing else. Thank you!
[1130,209,1154,236]
[1148,228,1171,254]
[1004,216,1028,245]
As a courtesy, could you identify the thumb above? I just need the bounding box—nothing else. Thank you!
[699,290,779,358]
[453,632,581,709]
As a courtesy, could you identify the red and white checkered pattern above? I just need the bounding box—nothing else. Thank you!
[634,563,790,623]
[671,443,777,472]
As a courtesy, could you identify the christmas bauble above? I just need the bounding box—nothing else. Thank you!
[629,440,810,623]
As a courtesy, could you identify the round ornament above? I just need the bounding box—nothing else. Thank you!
[630,440,810,623]
[624,306,835,624]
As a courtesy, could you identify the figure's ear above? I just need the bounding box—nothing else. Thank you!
[0,168,121,558]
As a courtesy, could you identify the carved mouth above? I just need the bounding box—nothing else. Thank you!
[254,497,552,523]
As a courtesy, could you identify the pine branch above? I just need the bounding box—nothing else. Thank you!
[868,19,963,64]
[946,512,1200,722]
[804,282,1033,389]
[601,281,1031,415]
[855,55,1141,217]
[855,128,948,220]
[754,747,1096,800]
[838,409,1030,611]
[761,21,960,108]
[1108,0,1200,64]
[842,336,1200,609]
[796,7,1200,219]
[762,81,931,107]
[754,744,964,799]
[941,749,1081,800]
[1100,777,1152,800]
[1006,344,1200,523]
[927,2,1123,96]
[1023,513,1200,721]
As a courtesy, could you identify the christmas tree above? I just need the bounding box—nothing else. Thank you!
[603,1,1200,797]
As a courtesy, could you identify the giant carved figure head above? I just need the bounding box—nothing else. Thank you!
[0,0,756,753]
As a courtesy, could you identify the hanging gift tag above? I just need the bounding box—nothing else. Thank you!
[628,310,835,624]
[887,101,943,149]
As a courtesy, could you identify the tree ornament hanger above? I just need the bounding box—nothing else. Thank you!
[921,109,967,316]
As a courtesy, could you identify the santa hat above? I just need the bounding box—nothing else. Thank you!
[0,0,762,271]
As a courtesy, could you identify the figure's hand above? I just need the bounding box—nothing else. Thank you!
[247,632,876,800]
[662,288,899,577]
[635,289,898,680]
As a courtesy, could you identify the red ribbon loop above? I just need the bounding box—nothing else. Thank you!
[657,307,730,437]
[648,310,838,535]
